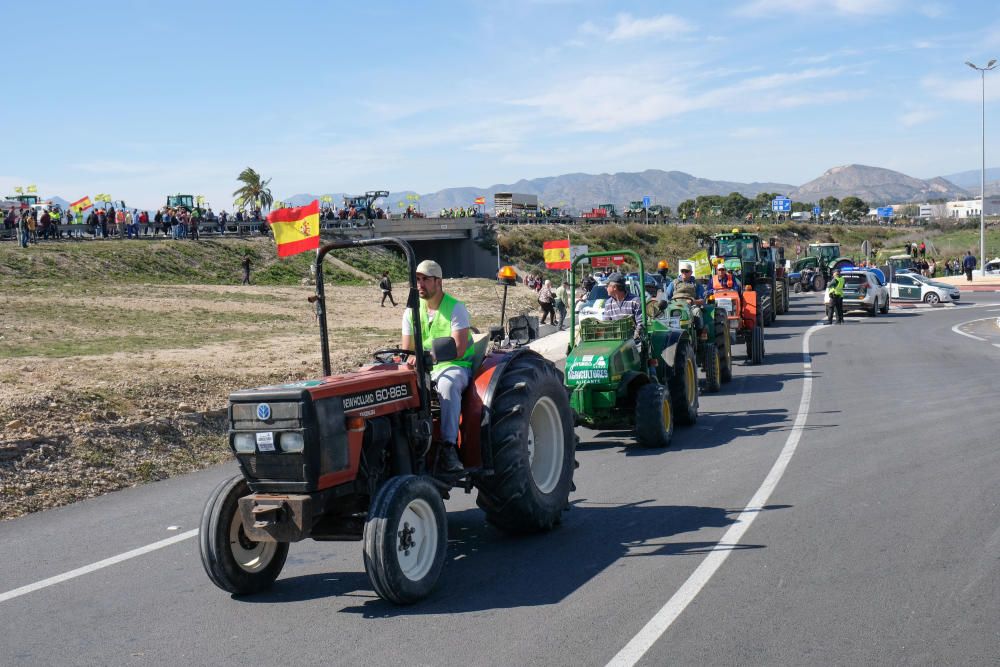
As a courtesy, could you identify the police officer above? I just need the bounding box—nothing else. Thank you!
[827,268,845,325]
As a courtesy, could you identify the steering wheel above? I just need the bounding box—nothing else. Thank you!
[372,348,410,364]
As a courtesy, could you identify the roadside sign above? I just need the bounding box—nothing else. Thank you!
[642,196,650,208]
[812,206,821,216]
[771,197,791,212]
[861,240,871,257]
[571,245,589,260]
[592,255,611,268]
[877,206,893,218]
[611,255,625,265]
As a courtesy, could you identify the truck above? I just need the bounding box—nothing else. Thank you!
[494,192,539,217]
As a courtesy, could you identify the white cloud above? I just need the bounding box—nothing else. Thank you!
[735,0,902,17]
[580,13,695,41]
[922,74,1000,103]
[899,108,939,127]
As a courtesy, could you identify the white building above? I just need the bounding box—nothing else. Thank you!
[946,197,1000,218]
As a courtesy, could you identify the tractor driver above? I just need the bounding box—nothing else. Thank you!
[401,259,474,474]
[603,272,645,339]
[711,263,741,294]
[665,261,707,336]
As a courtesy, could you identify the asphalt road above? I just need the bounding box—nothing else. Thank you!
[2,294,999,666]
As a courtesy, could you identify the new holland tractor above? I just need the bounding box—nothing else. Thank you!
[564,250,699,449]
[200,238,576,604]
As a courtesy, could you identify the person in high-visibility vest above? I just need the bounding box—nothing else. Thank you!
[827,268,845,325]
[710,264,741,293]
[401,259,475,474]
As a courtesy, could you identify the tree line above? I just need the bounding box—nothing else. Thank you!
[675,192,870,221]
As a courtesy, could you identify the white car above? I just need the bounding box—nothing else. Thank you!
[984,258,1000,275]
[825,270,889,317]
[889,273,960,304]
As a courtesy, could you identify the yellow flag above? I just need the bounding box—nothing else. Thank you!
[15,186,23,194]
[27,185,37,193]
[689,250,711,278]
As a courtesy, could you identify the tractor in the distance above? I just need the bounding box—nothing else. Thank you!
[794,242,854,292]
[564,250,699,449]
[200,238,576,604]
[708,229,775,326]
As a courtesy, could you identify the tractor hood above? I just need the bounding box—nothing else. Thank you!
[565,339,638,385]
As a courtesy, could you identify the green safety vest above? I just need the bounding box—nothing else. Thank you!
[418,293,474,370]
[828,275,845,297]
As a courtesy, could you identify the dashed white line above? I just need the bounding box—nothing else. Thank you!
[605,323,822,667]
[0,529,198,604]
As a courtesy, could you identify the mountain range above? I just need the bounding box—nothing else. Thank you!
[285,164,996,215]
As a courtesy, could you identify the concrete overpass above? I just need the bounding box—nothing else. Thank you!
[322,217,498,278]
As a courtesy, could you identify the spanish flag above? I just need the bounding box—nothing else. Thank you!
[474,196,486,205]
[267,200,320,257]
[70,196,93,213]
[543,239,571,269]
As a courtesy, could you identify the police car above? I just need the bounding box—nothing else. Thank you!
[889,273,961,304]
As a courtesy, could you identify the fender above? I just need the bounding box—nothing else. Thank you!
[659,328,684,369]
[616,370,650,401]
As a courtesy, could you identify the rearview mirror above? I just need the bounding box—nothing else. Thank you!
[431,337,457,363]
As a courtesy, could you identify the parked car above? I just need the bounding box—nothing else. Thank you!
[889,272,961,304]
[983,257,1000,275]
[825,270,889,317]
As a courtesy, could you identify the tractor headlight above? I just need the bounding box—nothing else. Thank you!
[280,431,305,453]
[233,432,256,453]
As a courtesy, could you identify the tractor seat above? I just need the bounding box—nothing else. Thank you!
[469,332,491,371]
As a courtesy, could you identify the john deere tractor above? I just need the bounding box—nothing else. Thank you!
[793,242,854,292]
[565,250,699,449]
[661,280,733,393]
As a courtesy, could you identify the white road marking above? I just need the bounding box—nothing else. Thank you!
[993,344,1000,349]
[605,323,822,667]
[950,318,994,342]
[0,529,198,604]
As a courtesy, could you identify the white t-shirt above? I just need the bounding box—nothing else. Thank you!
[401,300,471,336]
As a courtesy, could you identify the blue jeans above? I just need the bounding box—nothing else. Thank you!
[432,365,471,444]
[20,229,29,247]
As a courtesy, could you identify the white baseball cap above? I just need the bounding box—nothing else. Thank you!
[415,259,442,278]
[678,260,695,273]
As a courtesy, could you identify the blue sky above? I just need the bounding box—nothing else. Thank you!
[3,0,1000,209]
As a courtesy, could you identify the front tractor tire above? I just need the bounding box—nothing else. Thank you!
[476,354,575,534]
[363,475,448,604]
[668,341,699,425]
[703,342,722,393]
[719,325,734,383]
[635,383,673,448]
[200,474,289,596]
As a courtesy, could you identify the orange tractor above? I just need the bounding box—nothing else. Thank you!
[200,238,576,603]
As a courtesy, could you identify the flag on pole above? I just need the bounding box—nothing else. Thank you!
[267,199,320,257]
[543,239,572,269]
[474,196,486,205]
[688,250,711,278]
[70,196,93,213]
[14,187,23,194]
[27,185,37,193]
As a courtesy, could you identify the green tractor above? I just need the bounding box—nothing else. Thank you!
[661,288,733,393]
[708,229,776,326]
[793,242,854,292]
[565,250,700,448]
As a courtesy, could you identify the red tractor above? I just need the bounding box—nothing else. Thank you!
[199,238,576,603]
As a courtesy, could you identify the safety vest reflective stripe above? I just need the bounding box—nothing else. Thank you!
[418,292,474,370]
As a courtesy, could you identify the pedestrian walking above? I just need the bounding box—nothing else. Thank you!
[554,280,570,329]
[963,251,976,282]
[537,279,556,324]
[241,255,252,285]
[827,268,845,325]
[379,271,396,306]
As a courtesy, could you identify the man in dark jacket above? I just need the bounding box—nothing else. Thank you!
[963,251,977,282]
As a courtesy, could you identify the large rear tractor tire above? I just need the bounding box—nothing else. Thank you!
[703,343,721,393]
[200,474,289,596]
[476,354,575,534]
[635,383,673,448]
[813,273,826,292]
[668,341,699,425]
[750,325,765,365]
[363,475,448,604]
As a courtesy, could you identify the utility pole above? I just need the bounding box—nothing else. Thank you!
[966,59,997,275]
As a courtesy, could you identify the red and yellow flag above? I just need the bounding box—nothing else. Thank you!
[474,196,486,205]
[267,200,320,257]
[543,239,571,269]
[70,196,93,213]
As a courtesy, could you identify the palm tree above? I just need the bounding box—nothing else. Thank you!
[232,167,274,215]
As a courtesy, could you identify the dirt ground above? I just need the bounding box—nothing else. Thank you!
[0,279,539,519]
